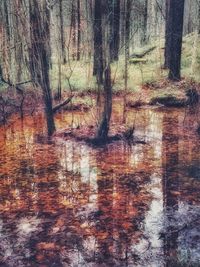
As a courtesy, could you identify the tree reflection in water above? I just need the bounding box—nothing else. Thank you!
[0,106,200,266]
[162,112,179,266]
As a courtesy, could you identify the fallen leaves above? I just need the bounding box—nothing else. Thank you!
[36,242,60,251]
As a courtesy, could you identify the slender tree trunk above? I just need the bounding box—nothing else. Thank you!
[109,0,120,61]
[142,0,148,45]
[97,65,112,140]
[29,0,55,136]
[57,58,62,100]
[164,0,170,68]
[191,1,200,76]
[93,0,103,84]
[71,1,76,60]
[124,0,132,89]
[2,0,11,82]
[120,0,126,49]
[123,0,132,123]
[77,0,81,60]
[168,0,185,81]
[59,0,66,64]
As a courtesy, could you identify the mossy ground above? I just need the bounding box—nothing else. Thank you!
[1,33,200,108]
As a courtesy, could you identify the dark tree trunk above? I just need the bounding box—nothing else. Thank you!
[164,0,170,68]
[120,0,126,49]
[71,1,76,60]
[77,0,81,60]
[168,0,185,81]
[3,0,11,82]
[59,0,66,64]
[198,2,200,35]
[3,0,10,41]
[124,0,132,90]
[93,0,104,84]
[109,0,120,62]
[125,0,132,60]
[97,66,112,140]
[142,0,148,45]
[29,0,55,136]
[93,0,113,140]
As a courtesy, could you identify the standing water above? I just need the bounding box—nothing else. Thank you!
[0,104,200,267]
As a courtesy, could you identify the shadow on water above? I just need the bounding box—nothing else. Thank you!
[0,104,200,266]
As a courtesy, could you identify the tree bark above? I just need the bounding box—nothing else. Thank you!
[109,0,120,61]
[97,66,112,140]
[71,1,76,60]
[29,0,55,136]
[124,0,132,90]
[142,0,148,45]
[59,0,66,64]
[77,0,81,60]
[93,0,104,84]
[168,0,185,81]
[164,0,170,68]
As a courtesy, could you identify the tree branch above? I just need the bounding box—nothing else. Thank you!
[1,77,23,94]
[53,95,74,113]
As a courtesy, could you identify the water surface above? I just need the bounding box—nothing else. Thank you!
[0,103,200,266]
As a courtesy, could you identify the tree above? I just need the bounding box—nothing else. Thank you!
[142,0,148,45]
[29,0,56,136]
[168,0,185,80]
[109,0,120,61]
[59,0,66,64]
[93,0,104,84]
[124,0,132,90]
[77,0,81,60]
[70,1,76,60]
[191,0,200,77]
[93,0,112,140]
[164,0,170,68]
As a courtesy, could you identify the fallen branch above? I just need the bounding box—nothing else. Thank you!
[53,95,74,113]
[130,46,156,59]
[16,80,32,86]
[1,77,24,94]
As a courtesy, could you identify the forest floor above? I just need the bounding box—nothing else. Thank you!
[0,33,200,126]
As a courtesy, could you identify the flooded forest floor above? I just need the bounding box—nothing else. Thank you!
[0,83,200,266]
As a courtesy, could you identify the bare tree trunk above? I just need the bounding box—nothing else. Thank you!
[97,65,112,140]
[109,0,120,61]
[94,0,113,140]
[123,0,132,123]
[29,0,55,136]
[120,0,126,49]
[71,1,76,60]
[191,1,200,77]
[164,0,170,68]
[2,0,11,82]
[57,58,62,100]
[142,0,148,45]
[59,0,66,64]
[93,0,104,84]
[168,0,185,81]
[77,0,81,61]
[124,0,132,89]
